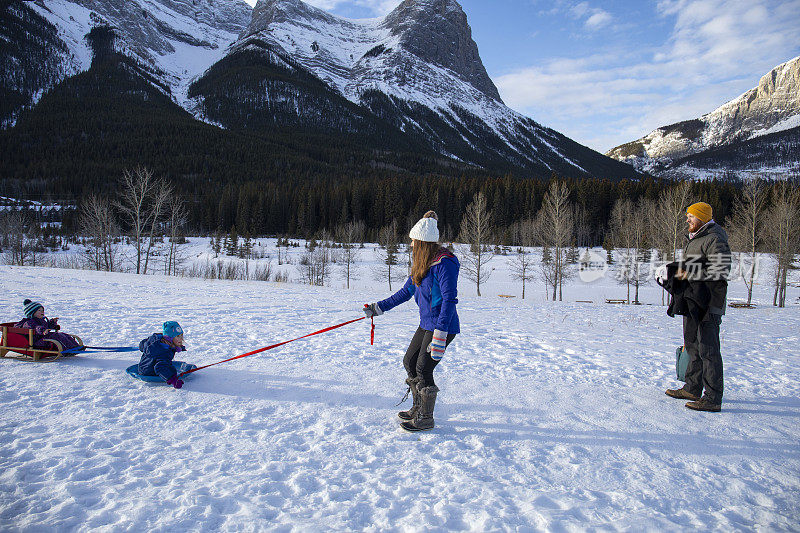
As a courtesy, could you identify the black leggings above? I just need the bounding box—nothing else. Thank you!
[403,327,456,388]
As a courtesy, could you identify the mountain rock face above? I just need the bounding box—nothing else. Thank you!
[607,55,800,179]
[191,0,640,179]
[1,1,79,126]
[13,0,250,108]
[381,0,502,102]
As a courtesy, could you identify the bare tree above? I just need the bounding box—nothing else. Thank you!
[538,245,558,300]
[335,220,364,289]
[728,180,767,305]
[509,218,537,298]
[766,183,800,307]
[142,181,172,275]
[80,195,121,271]
[1,210,30,266]
[116,166,158,274]
[374,220,404,290]
[650,180,692,304]
[25,222,44,267]
[609,198,650,304]
[458,191,495,296]
[403,242,412,276]
[165,194,188,276]
[297,231,332,286]
[652,180,693,262]
[537,181,574,301]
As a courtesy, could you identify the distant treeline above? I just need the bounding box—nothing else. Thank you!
[9,174,742,247]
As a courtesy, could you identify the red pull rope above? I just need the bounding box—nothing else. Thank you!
[370,316,375,346]
[180,316,367,377]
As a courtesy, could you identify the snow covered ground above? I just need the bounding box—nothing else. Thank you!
[1,248,799,531]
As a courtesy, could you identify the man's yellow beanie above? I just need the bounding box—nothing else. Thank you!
[687,202,713,223]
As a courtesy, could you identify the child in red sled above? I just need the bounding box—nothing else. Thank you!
[16,299,82,351]
[138,321,187,389]
[364,211,460,431]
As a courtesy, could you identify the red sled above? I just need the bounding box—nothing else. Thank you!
[0,322,84,362]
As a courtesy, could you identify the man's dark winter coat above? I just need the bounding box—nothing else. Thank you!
[681,222,731,315]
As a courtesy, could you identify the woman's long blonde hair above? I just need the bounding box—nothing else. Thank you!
[411,211,445,286]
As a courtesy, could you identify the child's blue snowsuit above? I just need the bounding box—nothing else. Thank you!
[138,333,185,381]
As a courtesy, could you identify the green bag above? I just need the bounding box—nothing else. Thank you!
[676,346,689,382]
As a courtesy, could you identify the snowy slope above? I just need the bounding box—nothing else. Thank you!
[1,254,799,530]
[26,0,251,104]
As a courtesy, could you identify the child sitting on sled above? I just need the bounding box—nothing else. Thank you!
[138,321,188,389]
[16,299,82,351]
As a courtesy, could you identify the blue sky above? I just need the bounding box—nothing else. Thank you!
[243,0,800,152]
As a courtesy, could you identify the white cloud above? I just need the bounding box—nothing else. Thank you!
[585,11,613,28]
[497,0,800,151]
[568,2,613,29]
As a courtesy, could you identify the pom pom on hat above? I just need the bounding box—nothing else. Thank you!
[409,212,440,242]
[687,202,713,224]
[23,299,43,318]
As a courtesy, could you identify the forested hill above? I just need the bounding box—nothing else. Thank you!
[0,48,484,195]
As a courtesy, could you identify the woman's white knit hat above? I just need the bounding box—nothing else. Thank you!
[409,215,439,242]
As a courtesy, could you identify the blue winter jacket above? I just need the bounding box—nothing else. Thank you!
[378,250,460,334]
[138,333,184,381]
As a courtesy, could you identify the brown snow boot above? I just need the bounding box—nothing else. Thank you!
[685,397,722,412]
[400,384,439,432]
[398,377,421,421]
[665,388,700,401]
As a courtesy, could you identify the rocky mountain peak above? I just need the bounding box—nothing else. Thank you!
[382,0,502,102]
[245,0,338,37]
[732,55,799,120]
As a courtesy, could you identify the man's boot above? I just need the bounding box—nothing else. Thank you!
[685,397,722,412]
[400,384,439,432]
[398,377,421,421]
[665,388,700,401]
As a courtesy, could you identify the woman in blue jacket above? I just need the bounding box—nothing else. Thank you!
[364,211,460,432]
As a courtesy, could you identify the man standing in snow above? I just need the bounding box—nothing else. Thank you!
[666,202,731,412]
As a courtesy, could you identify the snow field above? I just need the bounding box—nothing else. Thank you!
[1,262,799,531]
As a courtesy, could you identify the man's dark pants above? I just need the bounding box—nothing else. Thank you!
[683,314,724,404]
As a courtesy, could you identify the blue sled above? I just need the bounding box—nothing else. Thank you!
[126,361,197,383]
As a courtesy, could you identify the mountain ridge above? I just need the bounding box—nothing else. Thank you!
[607,55,800,179]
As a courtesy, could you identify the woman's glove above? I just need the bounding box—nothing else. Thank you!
[427,330,448,361]
[363,303,383,318]
[166,375,184,389]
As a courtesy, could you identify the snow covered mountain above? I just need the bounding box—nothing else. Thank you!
[187,0,639,178]
[2,0,250,125]
[607,55,800,180]
[1,0,641,180]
